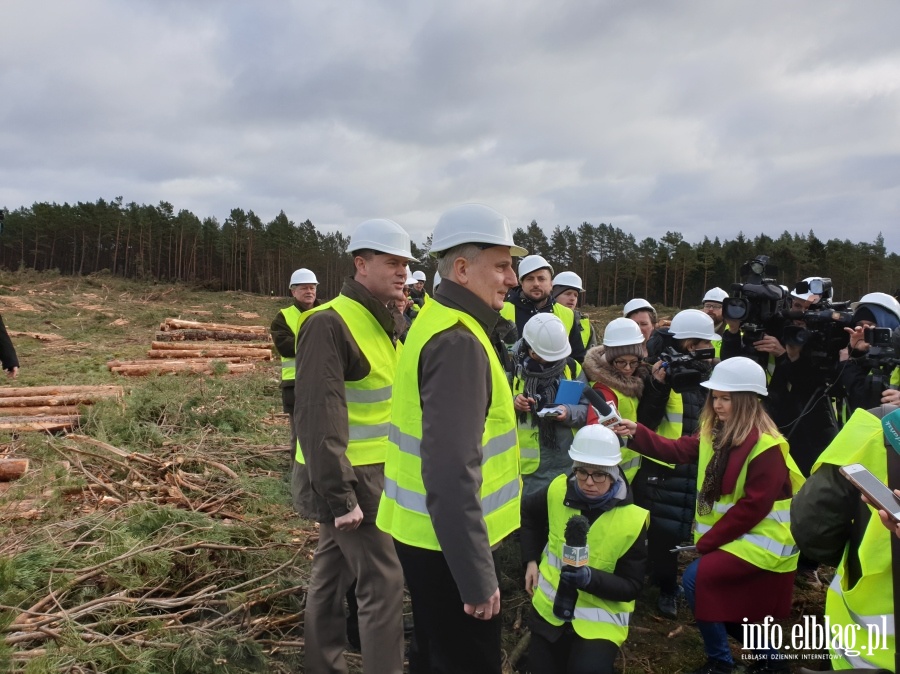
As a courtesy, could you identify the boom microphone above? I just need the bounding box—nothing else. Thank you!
[553,515,590,621]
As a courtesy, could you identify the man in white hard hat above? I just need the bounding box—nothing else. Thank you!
[501,255,586,363]
[292,219,410,674]
[378,203,526,674]
[701,287,728,354]
[552,271,596,350]
[271,268,320,450]
[409,269,428,309]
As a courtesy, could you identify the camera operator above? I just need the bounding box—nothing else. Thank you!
[837,292,900,413]
[722,276,840,477]
[634,309,719,620]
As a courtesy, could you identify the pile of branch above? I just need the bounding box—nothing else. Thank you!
[108,317,273,376]
[0,385,124,433]
[1,434,313,668]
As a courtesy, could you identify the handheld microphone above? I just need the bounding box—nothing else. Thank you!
[582,385,624,429]
[552,515,590,621]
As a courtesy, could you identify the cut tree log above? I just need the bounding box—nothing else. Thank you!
[145,348,272,360]
[7,330,64,342]
[155,330,272,343]
[0,458,30,481]
[0,405,81,417]
[150,341,274,351]
[0,394,122,408]
[159,318,267,334]
[0,385,123,399]
[109,362,255,376]
[108,358,243,368]
[0,418,79,433]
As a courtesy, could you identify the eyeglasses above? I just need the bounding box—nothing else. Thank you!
[702,303,721,311]
[612,358,640,370]
[574,468,611,483]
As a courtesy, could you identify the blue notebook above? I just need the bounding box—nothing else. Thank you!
[554,379,583,406]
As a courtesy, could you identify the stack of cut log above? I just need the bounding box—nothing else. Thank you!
[0,385,124,433]
[107,318,273,376]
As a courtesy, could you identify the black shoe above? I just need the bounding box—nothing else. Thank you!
[657,592,678,619]
[686,659,737,674]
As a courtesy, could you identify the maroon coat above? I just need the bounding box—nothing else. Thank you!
[631,424,796,622]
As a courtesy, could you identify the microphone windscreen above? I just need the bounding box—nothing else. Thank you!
[563,515,590,547]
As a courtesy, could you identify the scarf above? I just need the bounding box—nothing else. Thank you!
[697,420,731,516]
[571,475,624,511]
[518,355,568,452]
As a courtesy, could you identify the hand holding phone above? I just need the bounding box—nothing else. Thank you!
[840,463,900,524]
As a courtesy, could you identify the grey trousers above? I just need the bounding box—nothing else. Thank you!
[303,521,405,674]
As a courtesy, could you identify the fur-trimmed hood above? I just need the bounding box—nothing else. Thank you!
[582,345,649,398]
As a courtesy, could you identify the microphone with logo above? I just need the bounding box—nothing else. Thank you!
[553,514,591,621]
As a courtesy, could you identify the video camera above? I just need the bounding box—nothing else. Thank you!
[855,327,900,409]
[781,278,852,369]
[722,255,789,345]
[659,346,715,393]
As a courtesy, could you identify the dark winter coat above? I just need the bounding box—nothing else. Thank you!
[504,288,586,363]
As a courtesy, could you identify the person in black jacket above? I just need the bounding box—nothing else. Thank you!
[634,310,718,619]
[0,314,20,378]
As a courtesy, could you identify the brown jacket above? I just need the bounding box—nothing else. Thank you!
[291,278,404,523]
[417,279,509,604]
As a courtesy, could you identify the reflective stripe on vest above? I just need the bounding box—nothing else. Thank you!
[294,294,398,467]
[513,361,580,475]
[813,408,895,670]
[377,300,521,550]
[279,305,303,382]
[693,431,804,572]
[656,391,684,440]
[531,474,648,644]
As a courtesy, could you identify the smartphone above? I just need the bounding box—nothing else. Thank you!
[840,463,900,524]
[536,407,562,418]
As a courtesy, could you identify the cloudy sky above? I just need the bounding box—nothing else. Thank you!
[3,1,900,253]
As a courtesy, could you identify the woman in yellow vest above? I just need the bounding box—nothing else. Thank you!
[582,317,649,486]
[633,308,719,620]
[521,424,648,674]
[615,357,804,674]
[513,313,591,496]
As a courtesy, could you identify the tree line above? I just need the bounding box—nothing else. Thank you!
[2,198,898,306]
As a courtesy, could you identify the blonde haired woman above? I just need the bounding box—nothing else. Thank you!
[615,358,804,674]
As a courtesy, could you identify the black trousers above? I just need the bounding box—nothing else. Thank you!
[528,625,619,674]
[395,541,502,674]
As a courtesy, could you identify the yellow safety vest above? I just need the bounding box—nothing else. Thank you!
[694,432,804,572]
[812,409,895,671]
[513,361,581,475]
[656,390,684,440]
[532,474,648,644]
[377,300,521,550]
[500,301,576,335]
[587,383,643,483]
[278,305,304,382]
[578,315,593,350]
[293,294,399,467]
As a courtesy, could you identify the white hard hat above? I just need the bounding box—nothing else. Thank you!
[623,298,654,318]
[348,218,412,259]
[701,357,767,396]
[792,276,831,302]
[433,270,442,292]
[670,309,721,342]
[857,292,900,324]
[552,271,584,292]
[412,270,427,282]
[702,287,728,304]
[405,266,417,285]
[289,268,318,286]
[430,203,528,257]
[522,313,571,361]
[603,317,644,347]
[569,425,622,466]
[518,255,554,281]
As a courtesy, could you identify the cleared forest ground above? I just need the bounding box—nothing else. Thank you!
[0,270,829,673]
